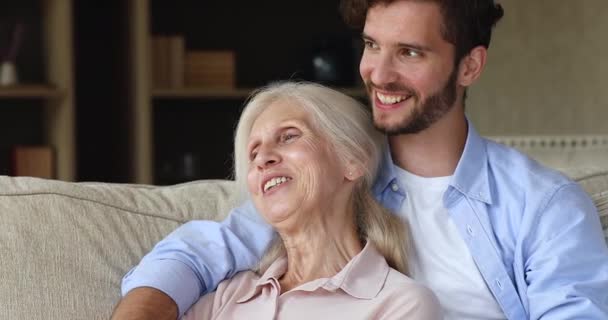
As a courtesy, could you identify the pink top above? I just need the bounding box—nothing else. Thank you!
[183,242,441,319]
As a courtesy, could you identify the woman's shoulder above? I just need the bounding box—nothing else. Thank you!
[185,270,261,318]
[216,270,260,298]
[377,269,442,319]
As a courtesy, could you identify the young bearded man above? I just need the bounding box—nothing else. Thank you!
[112,0,608,319]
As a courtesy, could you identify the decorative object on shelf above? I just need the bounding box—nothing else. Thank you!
[0,62,17,85]
[0,22,24,86]
[185,50,235,88]
[158,152,201,184]
[309,36,356,87]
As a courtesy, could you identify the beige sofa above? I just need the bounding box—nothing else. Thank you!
[1,136,607,320]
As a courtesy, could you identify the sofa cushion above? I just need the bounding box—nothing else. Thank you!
[0,176,236,320]
[591,191,608,242]
[564,168,608,242]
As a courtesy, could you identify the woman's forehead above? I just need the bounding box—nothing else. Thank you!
[250,100,313,133]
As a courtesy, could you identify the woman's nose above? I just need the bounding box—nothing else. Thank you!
[255,146,280,169]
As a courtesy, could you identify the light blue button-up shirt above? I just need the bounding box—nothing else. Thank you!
[122,122,608,319]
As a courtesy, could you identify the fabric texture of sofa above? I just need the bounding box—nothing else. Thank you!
[1,138,607,319]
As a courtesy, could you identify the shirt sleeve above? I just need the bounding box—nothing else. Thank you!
[525,182,608,319]
[120,200,275,317]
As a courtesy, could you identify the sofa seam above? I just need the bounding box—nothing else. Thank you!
[0,191,189,223]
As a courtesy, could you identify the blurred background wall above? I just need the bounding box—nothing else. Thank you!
[468,0,608,135]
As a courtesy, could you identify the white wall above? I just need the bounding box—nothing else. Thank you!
[467,0,608,134]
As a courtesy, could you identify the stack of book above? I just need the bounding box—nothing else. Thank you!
[151,35,185,89]
[150,35,236,89]
[11,145,54,179]
[185,51,235,88]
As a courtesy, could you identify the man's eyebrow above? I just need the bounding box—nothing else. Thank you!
[361,32,432,52]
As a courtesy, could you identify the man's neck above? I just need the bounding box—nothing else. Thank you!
[389,107,468,177]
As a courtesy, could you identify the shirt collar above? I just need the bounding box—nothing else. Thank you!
[236,255,288,303]
[373,137,400,196]
[236,242,390,303]
[374,119,493,204]
[451,119,493,204]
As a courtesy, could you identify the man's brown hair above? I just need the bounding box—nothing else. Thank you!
[340,0,504,65]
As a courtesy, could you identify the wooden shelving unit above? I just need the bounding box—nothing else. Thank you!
[43,0,76,181]
[0,85,62,99]
[152,87,366,99]
[128,0,360,184]
[2,0,75,181]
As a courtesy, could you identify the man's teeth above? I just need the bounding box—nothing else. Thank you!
[377,92,407,104]
[264,176,291,192]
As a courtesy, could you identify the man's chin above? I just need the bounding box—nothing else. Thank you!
[374,121,407,135]
[374,114,409,134]
[374,117,431,135]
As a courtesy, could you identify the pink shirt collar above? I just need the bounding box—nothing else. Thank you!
[236,242,390,303]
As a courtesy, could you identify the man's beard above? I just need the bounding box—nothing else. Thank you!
[367,68,458,135]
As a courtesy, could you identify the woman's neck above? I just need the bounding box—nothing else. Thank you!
[277,214,362,293]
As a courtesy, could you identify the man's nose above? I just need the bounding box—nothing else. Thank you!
[369,54,399,86]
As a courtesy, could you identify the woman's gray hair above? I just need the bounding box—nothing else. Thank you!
[233,81,410,275]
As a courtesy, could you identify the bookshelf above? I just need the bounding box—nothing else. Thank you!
[0,85,62,98]
[128,0,363,184]
[152,87,366,99]
[0,0,75,181]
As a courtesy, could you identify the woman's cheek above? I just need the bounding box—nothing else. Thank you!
[246,171,259,196]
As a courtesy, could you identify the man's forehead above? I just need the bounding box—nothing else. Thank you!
[364,1,444,43]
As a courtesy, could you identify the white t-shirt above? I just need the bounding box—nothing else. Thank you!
[394,165,506,320]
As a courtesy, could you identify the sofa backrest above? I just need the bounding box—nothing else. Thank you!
[0,168,606,320]
[0,177,237,320]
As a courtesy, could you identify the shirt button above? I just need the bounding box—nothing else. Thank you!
[495,279,503,290]
[391,183,399,192]
[467,225,474,235]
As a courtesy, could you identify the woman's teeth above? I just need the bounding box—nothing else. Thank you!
[377,92,407,104]
[264,176,291,192]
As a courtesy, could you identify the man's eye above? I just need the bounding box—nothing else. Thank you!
[403,49,421,58]
[363,40,378,50]
[249,151,258,161]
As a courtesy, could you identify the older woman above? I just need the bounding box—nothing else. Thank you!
[183,82,440,319]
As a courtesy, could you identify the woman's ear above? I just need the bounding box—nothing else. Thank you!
[458,45,487,87]
[344,164,365,182]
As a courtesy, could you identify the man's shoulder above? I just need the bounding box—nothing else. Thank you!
[484,138,575,192]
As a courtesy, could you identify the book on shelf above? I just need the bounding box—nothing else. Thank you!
[185,50,235,88]
[11,145,54,179]
[151,35,185,89]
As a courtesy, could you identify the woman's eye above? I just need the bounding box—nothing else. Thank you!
[249,151,258,161]
[281,132,298,142]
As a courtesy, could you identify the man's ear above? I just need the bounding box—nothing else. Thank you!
[458,45,487,87]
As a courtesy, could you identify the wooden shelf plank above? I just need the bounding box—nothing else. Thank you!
[152,87,367,99]
[153,87,254,98]
[0,85,62,99]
